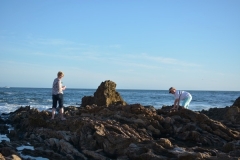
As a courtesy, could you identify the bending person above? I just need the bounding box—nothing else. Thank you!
[169,87,192,110]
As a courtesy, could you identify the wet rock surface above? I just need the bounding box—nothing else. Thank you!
[0,82,239,160]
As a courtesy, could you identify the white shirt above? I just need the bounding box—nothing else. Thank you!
[174,90,191,100]
[52,78,63,95]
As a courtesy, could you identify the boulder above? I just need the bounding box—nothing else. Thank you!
[0,147,20,158]
[200,97,240,126]
[81,96,95,107]
[233,96,240,107]
[224,106,240,123]
[81,80,127,107]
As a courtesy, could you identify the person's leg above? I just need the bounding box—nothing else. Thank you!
[51,95,57,119]
[59,108,65,120]
[182,96,192,109]
[58,94,66,120]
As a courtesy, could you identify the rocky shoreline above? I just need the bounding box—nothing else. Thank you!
[0,81,240,160]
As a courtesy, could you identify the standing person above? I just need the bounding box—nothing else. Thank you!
[169,87,192,110]
[51,71,66,120]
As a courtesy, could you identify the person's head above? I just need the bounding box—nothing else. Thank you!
[169,87,176,94]
[57,71,64,78]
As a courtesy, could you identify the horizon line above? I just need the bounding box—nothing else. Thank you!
[1,87,240,92]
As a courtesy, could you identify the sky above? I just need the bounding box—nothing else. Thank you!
[0,0,240,91]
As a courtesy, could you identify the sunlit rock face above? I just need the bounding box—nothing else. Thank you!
[81,80,127,107]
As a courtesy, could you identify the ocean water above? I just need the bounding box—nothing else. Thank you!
[0,87,239,114]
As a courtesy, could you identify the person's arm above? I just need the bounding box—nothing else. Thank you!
[176,98,180,109]
[174,91,182,109]
[173,99,180,109]
[60,80,66,90]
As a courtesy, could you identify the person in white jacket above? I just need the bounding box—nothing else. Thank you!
[169,87,192,110]
[51,71,66,120]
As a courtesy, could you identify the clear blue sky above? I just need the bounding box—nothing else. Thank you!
[0,0,240,91]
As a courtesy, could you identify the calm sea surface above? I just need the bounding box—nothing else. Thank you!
[0,88,239,114]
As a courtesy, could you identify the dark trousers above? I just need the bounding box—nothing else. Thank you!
[52,94,64,108]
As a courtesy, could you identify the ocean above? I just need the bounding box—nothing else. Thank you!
[0,87,239,114]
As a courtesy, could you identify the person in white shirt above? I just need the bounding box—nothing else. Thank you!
[51,71,66,120]
[169,87,192,110]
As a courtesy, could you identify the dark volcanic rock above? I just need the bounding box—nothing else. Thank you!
[1,87,240,159]
[233,96,240,107]
[81,80,127,107]
[200,98,240,129]
[0,103,239,160]
[81,96,95,108]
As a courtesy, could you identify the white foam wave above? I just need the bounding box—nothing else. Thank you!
[0,104,51,114]
[0,103,77,114]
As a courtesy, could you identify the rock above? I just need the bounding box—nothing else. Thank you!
[147,125,161,136]
[200,96,240,130]
[158,138,173,149]
[0,153,5,160]
[233,97,240,107]
[81,96,95,107]
[81,80,127,107]
[144,105,156,112]
[6,154,21,160]
[0,124,9,134]
[223,142,235,153]
[1,87,240,160]
[59,139,87,159]
[0,147,20,158]
[82,149,107,160]
[225,106,240,123]
[8,130,17,138]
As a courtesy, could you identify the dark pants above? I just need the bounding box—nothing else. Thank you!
[52,94,64,108]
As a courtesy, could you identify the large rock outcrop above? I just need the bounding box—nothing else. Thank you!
[0,102,240,159]
[81,80,127,107]
[0,85,240,159]
[200,96,240,125]
[233,96,240,107]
